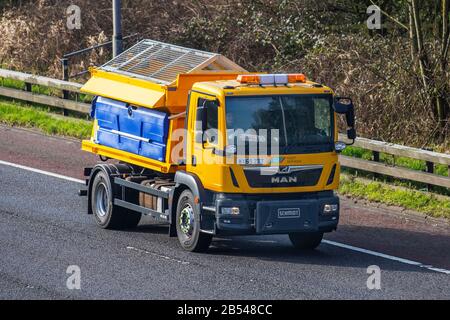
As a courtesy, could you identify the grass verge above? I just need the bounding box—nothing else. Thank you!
[0,98,92,139]
[339,175,450,219]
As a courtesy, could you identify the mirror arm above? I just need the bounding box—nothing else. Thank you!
[345,127,356,146]
[345,139,355,146]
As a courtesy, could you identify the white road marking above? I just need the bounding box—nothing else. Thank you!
[126,246,190,265]
[323,240,450,275]
[247,240,278,244]
[0,160,85,184]
[1,159,449,275]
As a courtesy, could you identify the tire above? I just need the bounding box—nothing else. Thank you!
[175,190,212,252]
[289,232,323,250]
[91,170,141,230]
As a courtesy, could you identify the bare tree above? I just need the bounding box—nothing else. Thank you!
[373,0,449,137]
[409,0,449,135]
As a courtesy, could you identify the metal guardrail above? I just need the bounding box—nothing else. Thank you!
[338,134,450,189]
[0,68,449,189]
[339,135,450,189]
[0,68,89,114]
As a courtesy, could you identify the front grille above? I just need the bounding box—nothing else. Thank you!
[243,165,323,188]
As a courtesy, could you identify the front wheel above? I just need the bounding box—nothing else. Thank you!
[175,190,212,252]
[289,232,323,250]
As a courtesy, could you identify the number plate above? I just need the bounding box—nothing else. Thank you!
[277,208,301,219]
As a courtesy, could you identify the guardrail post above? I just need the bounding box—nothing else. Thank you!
[25,82,32,93]
[372,150,380,179]
[61,58,69,116]
[426,161,434,191]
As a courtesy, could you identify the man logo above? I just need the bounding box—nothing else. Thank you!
[271,176,297,184]
[279,166,291,174]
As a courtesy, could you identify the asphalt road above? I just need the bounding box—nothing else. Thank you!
[0,125,449,299]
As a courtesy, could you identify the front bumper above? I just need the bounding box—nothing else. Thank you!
[211,191,339,235]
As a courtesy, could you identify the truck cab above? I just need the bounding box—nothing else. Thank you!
[80,40,356,252]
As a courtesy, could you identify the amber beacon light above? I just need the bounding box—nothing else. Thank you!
[237,73,307,85]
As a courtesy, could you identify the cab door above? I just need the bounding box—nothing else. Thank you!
[186,91,224,191]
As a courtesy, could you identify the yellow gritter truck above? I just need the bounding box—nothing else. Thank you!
[79,39,356,252]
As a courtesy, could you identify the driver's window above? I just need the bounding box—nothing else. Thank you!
[205,99,218,145]
[196,97,219,145]
[206,100,218,131]
[314,99,331,136]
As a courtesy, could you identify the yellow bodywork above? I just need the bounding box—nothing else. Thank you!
[81,68,242,113]
[81,69,166,108]
[82,67,340,194]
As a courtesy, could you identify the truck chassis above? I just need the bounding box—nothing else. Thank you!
[80,161,338,252]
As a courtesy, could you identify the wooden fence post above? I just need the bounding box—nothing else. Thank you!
[61,58,69,116]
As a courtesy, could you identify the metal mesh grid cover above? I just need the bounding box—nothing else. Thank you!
[101,39,218,84]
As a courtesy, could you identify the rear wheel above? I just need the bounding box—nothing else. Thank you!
[91,170,141,229]
[176,190,212,252]
[289,232,323,250]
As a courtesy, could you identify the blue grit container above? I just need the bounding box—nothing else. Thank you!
[93,96,169,162]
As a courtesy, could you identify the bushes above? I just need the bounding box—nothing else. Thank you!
[298,34,445,148]
[0,0,448,149]
[0,0,188,76]
[0,1,358,75]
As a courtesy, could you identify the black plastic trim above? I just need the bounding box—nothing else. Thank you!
[327,164,337,185]
[174,171,206,201]
[229,168,240,188]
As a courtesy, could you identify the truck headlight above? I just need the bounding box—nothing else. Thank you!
[323,204,338,214]
[221,207,240,215]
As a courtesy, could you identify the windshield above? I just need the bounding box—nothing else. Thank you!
[225,94,334,155]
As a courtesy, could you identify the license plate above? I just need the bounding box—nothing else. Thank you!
[237,158,266,165]
[277,208,300,219]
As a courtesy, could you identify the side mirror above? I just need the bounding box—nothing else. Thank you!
[334,97,354,115]
[334,97,356,144]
